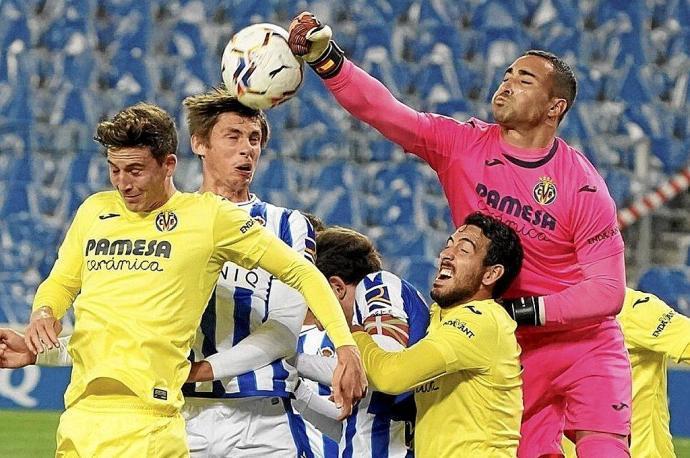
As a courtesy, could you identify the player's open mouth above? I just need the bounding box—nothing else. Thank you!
[435,265,453,281]
[236,164,253,174]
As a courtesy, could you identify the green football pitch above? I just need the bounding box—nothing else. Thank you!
[0,409,688,457]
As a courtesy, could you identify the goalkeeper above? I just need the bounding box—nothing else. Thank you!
[289,13,630,457]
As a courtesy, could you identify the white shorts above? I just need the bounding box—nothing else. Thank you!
[182,396,311,457]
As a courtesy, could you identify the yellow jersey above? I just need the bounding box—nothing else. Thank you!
[33,190,353,412]
[562,288,690,457]
[354,299,522,457]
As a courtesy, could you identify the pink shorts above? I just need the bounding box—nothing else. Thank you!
[516,319,631,457]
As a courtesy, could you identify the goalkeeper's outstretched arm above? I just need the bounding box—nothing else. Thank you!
[288,12,423,153]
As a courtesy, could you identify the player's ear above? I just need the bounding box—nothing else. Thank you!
[327,276,347,300]
[481,264,504,289]
[549,98,567,120]
[164,154,177,177]
[190,134,207,158]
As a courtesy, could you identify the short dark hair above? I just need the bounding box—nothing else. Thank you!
[524,49,577,124]
[463,212,523,298]
[316,227,382,285]
[183,87,270,148]
[94,102,178,164]
[301,211,326,233]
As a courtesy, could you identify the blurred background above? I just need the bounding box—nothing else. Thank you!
[0,0,689,454]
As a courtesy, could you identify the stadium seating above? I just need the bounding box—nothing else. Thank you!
[637,266,690,315]
[1,0,689,318]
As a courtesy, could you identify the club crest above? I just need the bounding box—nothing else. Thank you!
[155,211,178,232]
[533,176,557,205]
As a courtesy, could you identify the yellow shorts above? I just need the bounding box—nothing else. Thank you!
[56,381,188,458]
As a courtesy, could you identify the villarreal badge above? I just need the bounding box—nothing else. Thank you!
[155,211,178,232]
[533,176,557,205]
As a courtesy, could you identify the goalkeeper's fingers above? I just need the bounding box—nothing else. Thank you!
[306,24,332,44]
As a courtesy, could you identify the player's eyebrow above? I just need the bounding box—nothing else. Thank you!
[107,160,145,169]
[457,236,477,250]
[220,126,261,136]
[504,67,539,80]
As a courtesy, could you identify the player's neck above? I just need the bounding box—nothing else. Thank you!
[199,180,251,203]
[303,310,317,326]
[499,125,555,150]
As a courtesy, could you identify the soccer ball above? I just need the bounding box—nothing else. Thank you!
[221,23,304,110]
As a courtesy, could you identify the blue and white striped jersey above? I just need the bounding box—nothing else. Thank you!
[183,194,315,399]
[293,325,341,458]
[342,270,430,458]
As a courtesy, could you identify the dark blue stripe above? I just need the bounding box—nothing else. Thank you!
[279,209,294,246]
[200,287,218,357]
[363,272,383,290]
[282,398,315,458]
[318,382,331,396]
[323,435,339,458]
[342,404,358,458]
[303,215,316,262]
[186,288,226,397]
[400,279,430,345]
[297,333,306,354]
[249,200,268,221]
[271,360,288,393]
[371,415,391,458]
[233,286,257,392]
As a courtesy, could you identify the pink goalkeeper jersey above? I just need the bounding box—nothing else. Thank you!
[326,60,625,333]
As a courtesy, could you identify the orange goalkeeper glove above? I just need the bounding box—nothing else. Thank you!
[288,12,345,79]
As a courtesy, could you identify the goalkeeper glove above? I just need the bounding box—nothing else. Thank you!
[499,296,545,326]
[288,11,345,79]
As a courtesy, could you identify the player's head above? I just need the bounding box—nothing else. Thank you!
[184,88,270,201]
[316,226,382,322]
[491,50,576,129]
[431,212,523,308]
[95,102,178,212]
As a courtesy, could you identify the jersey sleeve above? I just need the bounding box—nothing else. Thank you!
[619,291,690,363]
[424,306,495,374]
[353,305,497,394]
[33,197,95,318]
[570,167,624,264]
[211,197,276,270]
[324,59,480,174]
[354,271,410,348]
[542,164,627,324]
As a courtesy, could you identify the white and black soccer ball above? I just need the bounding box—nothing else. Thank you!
[221,23,304,110]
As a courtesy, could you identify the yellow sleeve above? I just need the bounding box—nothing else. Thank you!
[353,307,495,394]
[212,197,354,348]
[257,238,354,348]
[32,199,91,318]
[354,331,448,394]
[618,290,690,363]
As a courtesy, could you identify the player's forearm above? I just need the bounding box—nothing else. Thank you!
[35,336,72,366]
[292,381,343,440]
[544,253,626,325]
[295,354,337,386]
[325,59,421,150]
[353,332,446,394]
[32,276,79,319]
[204,319,297,380]
[257,240,354,348]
